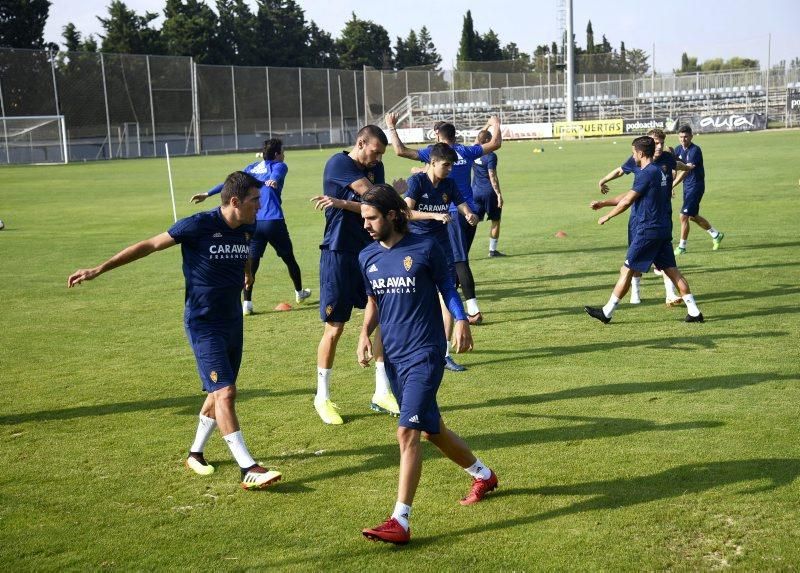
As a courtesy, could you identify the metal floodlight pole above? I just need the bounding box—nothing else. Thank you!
[146,56,157,156]
[100,53,113,159]
[327,68,333,143]
[231,66,239,150]
[298,68,304,142]
[380,69,385,118]
[362,66,369,125]
[766,33,771,122]
[651,43,656,117]
[354,70,360,127]
[338,75,345,143]
[0,77,10,164]
[191,58,200,155]
[48,49,66,162]
[565,0,575,122]
[265,67,272,138]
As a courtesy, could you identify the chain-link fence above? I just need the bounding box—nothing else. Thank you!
[1,46,798,165]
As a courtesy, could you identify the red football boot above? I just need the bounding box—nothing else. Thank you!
[460,470,498,505]
[362,517,411,545]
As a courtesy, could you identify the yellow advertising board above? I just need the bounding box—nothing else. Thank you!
[553,119,623,137]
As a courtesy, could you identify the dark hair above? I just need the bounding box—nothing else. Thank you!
[362,183,409,234]
[221,171,261,205]
[428,142,457,163]
[632,136,655,158]
[437,122,456,141]
[356,124,389,146]
[646,128,666,140]
[678,125,693,135]
[262,138,282,160]
[476,129,492,144]
[432,120,446,132]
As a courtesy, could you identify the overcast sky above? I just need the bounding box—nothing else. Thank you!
[44,0,800,73]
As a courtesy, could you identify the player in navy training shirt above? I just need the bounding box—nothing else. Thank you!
[356,185,498,546]
[585,137,705,324]
[385,112,502,326]
[471,126,505,257]
[308,125,400,425]
[672,125,725,255]
[595,129,690,306]
[67,172,282,490]
[403,143,478,373]
[189,139,311,314]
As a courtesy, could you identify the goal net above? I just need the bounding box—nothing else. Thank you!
[0,115,68,165]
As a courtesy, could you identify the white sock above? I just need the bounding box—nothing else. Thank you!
[375,361,391,395]
[707,227,719,238]
[316,367,331,401]
[663,275,678,298]
[392,501,412,531]
[295,289,304,296]
[679,239,687,249]
[683,293,701,317]
[465,458,492,480]
[602,295,620,318]
[489,238,499,251]
[223,430,256,469]
[190,414,217,453]
[465,298,480,315]
[631,277,641,298]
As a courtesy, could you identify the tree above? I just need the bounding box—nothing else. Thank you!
[456,10,479,63]
[254,0,309,66]
[417,26,441,68]
[306,21,338,68]
[337,13,392,70]
[477,29,502,61]
[161,0,218,63]
[62,22,97,53]
[215,0,258,65]
[98,0,163,55]
[626,48,649,75]
[586,20,594,54]
[0,0,51,49]
[394,29,421,70]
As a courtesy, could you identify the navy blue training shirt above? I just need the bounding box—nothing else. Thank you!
[404,172,464,245]
[630,163,673,240]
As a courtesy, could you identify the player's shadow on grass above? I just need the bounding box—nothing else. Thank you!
[411,457,800,546]
[479,282,611,301]
[462,330,789,367]
[441,371,798,414]
[0,387,310,425]
[722,239,800,252]
[286,413,723,486]
[698,285,800,304]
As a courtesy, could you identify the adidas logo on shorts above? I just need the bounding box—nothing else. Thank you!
[408,414,420,424]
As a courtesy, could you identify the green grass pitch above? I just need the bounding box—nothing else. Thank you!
[1,130,799,570]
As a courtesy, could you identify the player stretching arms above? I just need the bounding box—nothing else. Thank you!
[404,143,479,372]
[309,126,399,425]
[596,129,688,306]
[358,185,498,545]
[68,172,281,490]
[471,126,505,257]
[190,139,311,313]
[585,137,704,324]
[672,125,725,254]
[385,113,502,325]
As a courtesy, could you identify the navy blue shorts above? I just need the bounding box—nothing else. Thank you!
[447,210,468,264]
[473,191,502,221]
[681,189,704,217]
[385,349,445,434]
[319,249,366,323]
[249,219,294,259]
[625,236,676,273]
[185,323,243,393]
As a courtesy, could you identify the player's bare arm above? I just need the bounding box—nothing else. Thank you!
[385,112,420,160]
[404,197,451,223]
[451,320,474,354]
[457,202,478,226]
[357,296,380,367]
[598,190,639,225]
[598,167,625,194]
[590,191,626,210]
[480,116,502,154]
[311,195,362,213]
[67,232,176,287]
[488,169,503,208]
[190,192,209,203]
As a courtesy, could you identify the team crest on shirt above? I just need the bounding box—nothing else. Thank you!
[367,171,375,183]
[325,304,333,316]
[403,256,413,271]
[442,193,449,204]
[210,371,218,383]
[244,232,251,241]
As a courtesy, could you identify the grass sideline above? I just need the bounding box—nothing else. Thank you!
[1,130,799,570]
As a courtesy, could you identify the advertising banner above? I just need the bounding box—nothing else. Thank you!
[384,127,426,143]
[622,118,678,134]
[687,114,767,133]
[553,119,623,137]
[787,90,800,114]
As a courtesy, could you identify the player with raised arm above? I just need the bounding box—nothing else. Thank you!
[404,142,478,372]
[672,125,725,255]
[68,172,282,490]
[190,139,311,313]
[385,113,502,326]
[471,125,505,257]
[585,136,704,324]
[357,184,498,545]
[308,125,399,425]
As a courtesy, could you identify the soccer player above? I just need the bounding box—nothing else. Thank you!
[585,136,704,324]
[357,184,498,545]
[67,172,282,490]
[385,112,502,326]
[596,129,688,306]
[404,142,479,372]
[471,126,505,257]
[190,139,311,314]
[309,125,399,425]
[672,125,725,254]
